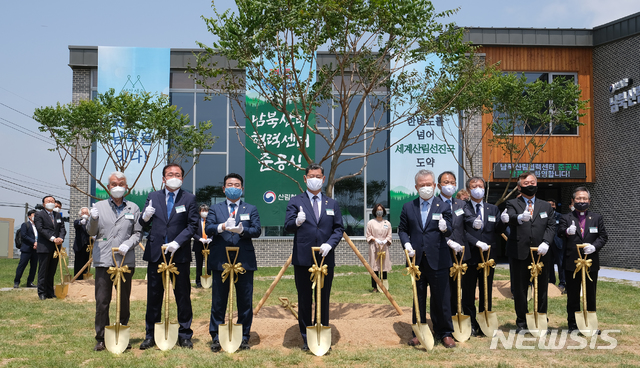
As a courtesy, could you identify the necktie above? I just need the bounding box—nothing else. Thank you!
[229,203,236,218]
[202,220,207,239]
[527,199,533,216]
[446,199,451,206]
[421,201,430,227]
[167,192,175,219]
[49,212,55,224]
[312,196,319,221]
[476,203,482,217]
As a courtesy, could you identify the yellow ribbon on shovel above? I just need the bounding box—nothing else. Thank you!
[449,263,468,281]
[376,250,386,264]
[529,261,544,282]
[477,259,496,271]
[107,265,131,284]
[573,258,593,282]
[309,264,328,289]
[158,262,179,289]
[222,262,246,284]
[404,262,421,280]
[53,247,68,259]
[202,248,210,257]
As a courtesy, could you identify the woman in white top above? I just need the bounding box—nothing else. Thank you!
[366,203,393,292]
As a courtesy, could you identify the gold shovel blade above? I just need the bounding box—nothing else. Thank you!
[452,314,472,342]
[54,284,68,299]
[63,274,72,283]
[525,313,548,337]
[477,311,499,337]
[105,324,130,354]
[411,323,435,351]
[575,311,598,337]
[201,275,213,289]
[307,325,331,356]
[219,323,243,353]
[83,272,93,280]
[154,321,179,351]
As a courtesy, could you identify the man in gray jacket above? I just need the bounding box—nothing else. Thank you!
[87,171,142,352]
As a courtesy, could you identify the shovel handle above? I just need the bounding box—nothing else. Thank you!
[577,244,588,249]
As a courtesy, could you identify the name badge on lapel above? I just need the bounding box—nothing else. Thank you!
[125,213,134,220]
[454,208,464,217]
[432,213,442,221]
[540,212,548,219]
[56,219,62,223]
[589,227,598,233]
[488,216,496,222]
[240,213,250,221]
[326,208,335,216]
[175,205,186,213]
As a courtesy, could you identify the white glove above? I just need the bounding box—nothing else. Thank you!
[583,244,596,255]
[164,241,180,255]
[447,239,463,253]
[296,206,306,226]
[90,203,99,219]
[118,243,130,257]
[438,217,447,232]
[537,242,549,256]
[80,219,87,225]
[228,222,244,234]
[205,238,212,244]
[199,238,208,244]
[143,200,155,222]
[473,215,483,229]
[320,243,332,257]
[225,217,236,231]
[476,241,489,252]
[518,210,531,223]
[376,239,386,245]
[404,242,415,257]
[566,220,577,235]
[501,209,509,223]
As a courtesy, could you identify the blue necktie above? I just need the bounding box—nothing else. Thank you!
[421,201,430,227]
[229,203,236,218]
[167,192,175,219]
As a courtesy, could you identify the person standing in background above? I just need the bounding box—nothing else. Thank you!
[34,195,66,300]
[365,203,392,292]
[14,209,38,288]
[73,207,92,277]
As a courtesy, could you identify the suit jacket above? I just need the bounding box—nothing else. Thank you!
[463,201,505,264]
[205,200,261,271]
[73,219,91,253]
[34,209,66,254]
[444,196,469,261]
[139,189,199,264]
[284,192,344,267]
[192,218,207,254]
[398,196,453,270]
[552,211,564,250]
[505,196,556,260]
[557,211,608,271]
[20,221,37,253]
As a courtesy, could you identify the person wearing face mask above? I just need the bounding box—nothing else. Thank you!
[366,203,392,292]
[502,171,556,333]
[86,171,142,351]
[557,187,607,334]
[462,176,505,336]
[192,204,212,288]
[398,169,455,348]
[205,173,261,352]
[139,163,199,350]
[14,210,38,289]
[284,163,344,351]
[34,195,66,300]
[73,207,91,278]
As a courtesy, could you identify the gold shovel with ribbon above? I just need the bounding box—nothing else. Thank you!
[155,246,180,351]
[53,243,69,299]
[279,297,298,319]
[201,243,212,288]
[307,247,331,356]
[376,244,389,292]
[526,247,547,337]
[477,246,499,337]
[404,250,434,351]
[84,238,94,280]
[451,248,471,342]
[105,248,131,354]
[219,246,245,353]
[574,243,598,336]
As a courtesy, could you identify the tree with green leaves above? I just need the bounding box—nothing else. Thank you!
[34,89,216,199]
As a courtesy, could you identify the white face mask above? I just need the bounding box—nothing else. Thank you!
[44,203,56,211]
[440,185,456,197]
[376,210,384,218]
[419,186,434,200]
[306,177,323,192]
[81,214,89,220]
[165,178,183,190]
[200,212,208,219]
[53,207,60,213]
[110,186,126,199]
[470,187,485,200]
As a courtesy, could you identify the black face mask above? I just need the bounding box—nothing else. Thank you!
[519,185,538,197]
[574,202,589,211]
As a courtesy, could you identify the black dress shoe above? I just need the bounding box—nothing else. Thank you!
[515,327,526,334]
[407,337,420,346]
[178,338,193,349]
[139,338,155,350]
[94,341,106,351]
[39,294,47,300]
[239,339,250,350]
[27,283,36,288]
[195,283,203,288]
[14,282,19,288]
[211,340,221,352]
[301,344,309,351]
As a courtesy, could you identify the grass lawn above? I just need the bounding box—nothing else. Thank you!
[0,258,638,367]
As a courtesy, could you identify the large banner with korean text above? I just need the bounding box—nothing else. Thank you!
[244,59,315,227]
[389,56,460,226]
[96,46,170,209]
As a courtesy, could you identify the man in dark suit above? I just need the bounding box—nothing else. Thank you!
[462,176,505,336]
[547,199,566,293]
[205,173,261,352]
[284,163,344,351]
[73,207,91,277]
[34,196,66,300]
[192,204,212,288]
[138,163,199,350]
[557,187,607,333]
[398,169,457,348]
[14,210,38,288]
[502,171,556,333]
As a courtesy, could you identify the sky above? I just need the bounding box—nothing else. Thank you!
[1,0,640,228]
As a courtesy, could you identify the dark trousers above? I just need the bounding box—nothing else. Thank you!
[209,269,254,341]
[456,263,495,330]
[294,265,334,344]
[145,261,193,340]
[548,246,566,286]
[94,266,135,341]
[413,254,453,340]
[510,255,549,328]
[37,252,58,298]
[15,251,38,285]
[194,249,210,285]
[371,272,387,289]
[565,268,598,328]
[74,246,90,276]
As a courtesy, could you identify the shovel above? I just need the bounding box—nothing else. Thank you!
[53,243,69,299]
[201,244,212,289]
[154,246,180,351]
[574,243,598,336]
[84,238,94,280]
[307,247,331,356]
[105,248,131,354]
[404,250,434,351]
[376,246,389,292]
[450,248,471,342]
[219,247,245,353]
[526,247,547,337]
[477,246,499,337]
[279,297,298,319]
